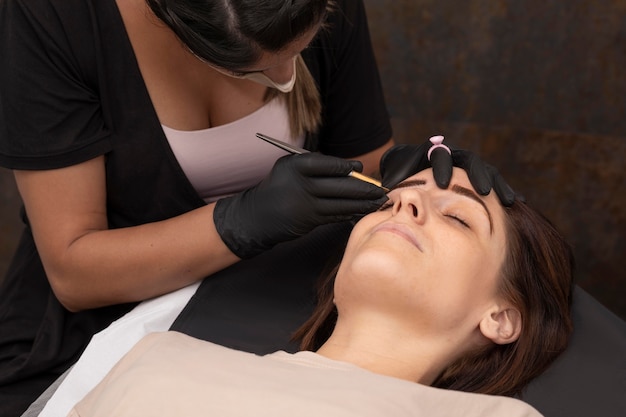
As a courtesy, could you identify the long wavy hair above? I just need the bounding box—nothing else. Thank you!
[145,0,331,137]
[293,198,575,397]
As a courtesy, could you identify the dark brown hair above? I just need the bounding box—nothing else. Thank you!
[293,198,575,397]
[145,0,331,137]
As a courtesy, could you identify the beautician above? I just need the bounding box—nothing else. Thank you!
[0,0,511,414]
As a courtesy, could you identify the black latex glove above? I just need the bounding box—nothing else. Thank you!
[380,141,516,206]
[214,153,388,259]
[451,149,516,205]
[380,142,452,189]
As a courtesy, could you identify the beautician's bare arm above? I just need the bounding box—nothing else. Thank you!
[14,156,239,312]
[352,139,394,178]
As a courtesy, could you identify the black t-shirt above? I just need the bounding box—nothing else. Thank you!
[0,0,391,412]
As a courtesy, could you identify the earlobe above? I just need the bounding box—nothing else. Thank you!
[479,307,522,345]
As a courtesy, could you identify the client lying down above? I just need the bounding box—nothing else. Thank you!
[67,167,574,417]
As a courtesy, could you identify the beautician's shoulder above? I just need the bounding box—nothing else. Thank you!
[305,0,392,158]
[0,0,116,170]
[0,0,107,42]
[0,0,100,72]
[0,0,88,21]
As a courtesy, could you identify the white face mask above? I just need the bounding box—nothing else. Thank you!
[208,56,297,93]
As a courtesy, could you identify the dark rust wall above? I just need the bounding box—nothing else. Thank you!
[365,0,625,318]
[0,168,21,282]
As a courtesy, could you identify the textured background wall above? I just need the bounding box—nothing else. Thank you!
[0,168,21,284]
[365,0,625,318]
[1,0,624,318]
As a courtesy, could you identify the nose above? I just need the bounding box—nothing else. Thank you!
[392,188,426,224]
[263,57,296,84]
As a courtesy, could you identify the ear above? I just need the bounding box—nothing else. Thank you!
[479,306,522,345]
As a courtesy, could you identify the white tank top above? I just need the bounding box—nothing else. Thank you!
[162,98,305,203]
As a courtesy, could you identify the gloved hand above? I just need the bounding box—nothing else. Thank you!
[214,152,388,258]
[380,140,516,206]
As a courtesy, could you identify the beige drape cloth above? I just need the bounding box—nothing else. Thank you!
[69,332,542,417]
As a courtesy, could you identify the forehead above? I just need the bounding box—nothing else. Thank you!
[408,167,473,189]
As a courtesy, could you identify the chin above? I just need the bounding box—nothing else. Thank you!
[339,246,408,285]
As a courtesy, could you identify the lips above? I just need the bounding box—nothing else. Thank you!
[372,222,423,252]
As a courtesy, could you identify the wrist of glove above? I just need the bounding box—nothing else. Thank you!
[214,153,388,259]
[380,140,516,206]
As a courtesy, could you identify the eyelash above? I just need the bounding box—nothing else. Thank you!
[445,213,470,228]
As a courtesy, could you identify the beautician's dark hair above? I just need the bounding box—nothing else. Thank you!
[145,0,331,137]
[145,0,328,69]
[294,197,575,398]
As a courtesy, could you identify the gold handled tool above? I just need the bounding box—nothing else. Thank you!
[256,133,389,192]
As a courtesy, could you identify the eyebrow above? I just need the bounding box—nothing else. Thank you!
[393,179,494,234]
[451,184,494,234]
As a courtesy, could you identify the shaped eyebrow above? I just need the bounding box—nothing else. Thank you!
[392,179,493,234]
[450,184,493,234]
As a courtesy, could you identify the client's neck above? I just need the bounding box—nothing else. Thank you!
[315,313,456,385]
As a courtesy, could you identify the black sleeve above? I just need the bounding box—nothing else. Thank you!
[0,0,111,170]
[303,0,392,158]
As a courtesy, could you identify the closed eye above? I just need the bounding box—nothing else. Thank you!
[446,214,470,228]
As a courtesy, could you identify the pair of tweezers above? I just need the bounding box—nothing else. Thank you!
[256,133,389,192]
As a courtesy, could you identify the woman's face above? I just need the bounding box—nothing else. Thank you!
[334,168,508,335]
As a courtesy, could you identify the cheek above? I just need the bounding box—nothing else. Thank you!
[433,232,502,301]
[343,211,387,251]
